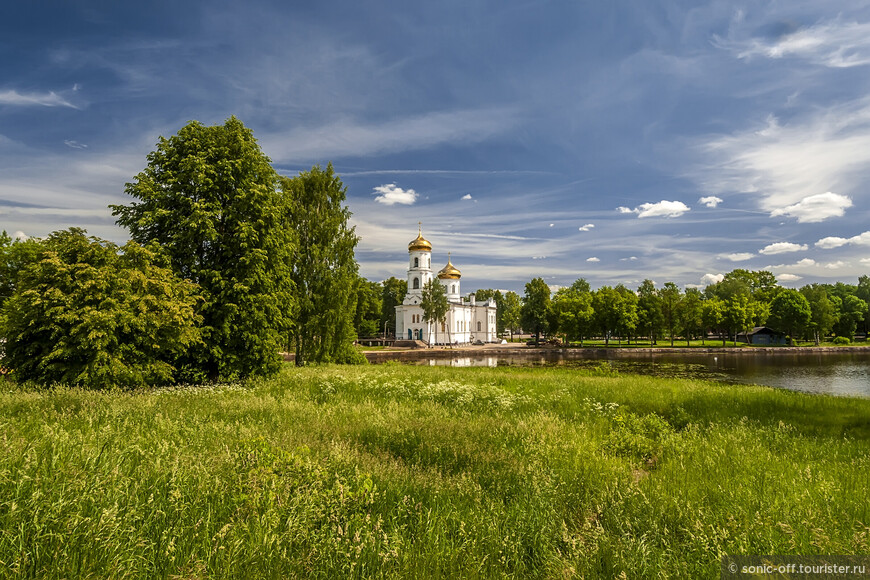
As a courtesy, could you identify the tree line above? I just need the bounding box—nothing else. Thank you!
[0,117,365,388]
[509,269,870,347]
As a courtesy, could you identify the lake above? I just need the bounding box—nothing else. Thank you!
[411,350,870,398]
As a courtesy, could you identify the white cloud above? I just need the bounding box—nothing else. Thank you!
[548,223,554,227]
[0,89,77,108]
[766,258,816,269]
[861,258,870,264]
[719,19,870,68]
[372,183,418,206]
[824,261,847,269]
[724,252,754,261]
[769,192,852,223]
[12,231,28,240]
[578,223,595,231]
[759,242,808,255]
[815,231,870,249]
[620,256,638,262]
[695,99,870,220]
[64,140,88,149]
[778,273,802,282]
[701,273,724,286]
[618,200,690,219]
[699,196,723,208]
[461,194,472,200]
[586,257,600,263]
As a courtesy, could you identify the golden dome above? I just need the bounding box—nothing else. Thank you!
[438,253,461,280]
[408,223,432,252]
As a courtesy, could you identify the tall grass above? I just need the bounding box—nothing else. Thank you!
[1,365,868,578]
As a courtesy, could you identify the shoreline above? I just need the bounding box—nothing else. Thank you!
[360,342,870,362]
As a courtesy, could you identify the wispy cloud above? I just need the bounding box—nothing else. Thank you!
[260,108,516,162]
[64,140,88,149]
[699,196,722,208]
[616,200,690,218]
[717,19,870,68]
[695,100,870,219]
[0,89,77,108]
[759,242,808,255]
[578,223,595,231]
[778,273,802,282]
[815,231,870,249]
[586,257,600,263]
[372,184,417,206]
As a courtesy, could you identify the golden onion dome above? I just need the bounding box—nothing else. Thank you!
[408,223,432,252]
[438,254,461,280]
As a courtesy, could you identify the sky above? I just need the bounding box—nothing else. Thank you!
[2,0,870,294]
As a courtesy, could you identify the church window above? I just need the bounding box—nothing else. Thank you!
[414,257,419,268]
[451,285,456,294]
[477,321,481,331]
[413,278,419,289]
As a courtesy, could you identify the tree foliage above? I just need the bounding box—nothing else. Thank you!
[521,278,551,343]
[380,277,407,337]
[280,164,362,365]
[421,278,449,345]
[768,289,812,343]
[1,229,200,388]
[112,117,293,380]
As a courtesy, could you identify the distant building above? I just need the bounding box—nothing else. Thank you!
[736,326,788,345]
[395,225,497,344]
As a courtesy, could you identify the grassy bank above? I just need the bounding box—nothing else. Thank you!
[2,365,869,578]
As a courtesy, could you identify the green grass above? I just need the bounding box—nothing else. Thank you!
[1,365,869,578]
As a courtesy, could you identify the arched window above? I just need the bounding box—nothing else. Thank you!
[414,257,419,268]
[413,278,419,289]
[477,321,481,331]
[451,285,456,294]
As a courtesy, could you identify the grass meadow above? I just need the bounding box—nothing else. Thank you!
[1,363,869,578]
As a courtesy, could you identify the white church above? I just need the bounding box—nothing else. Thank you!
[395,226,498,345]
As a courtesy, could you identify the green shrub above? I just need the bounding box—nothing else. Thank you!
[832,336,851,345]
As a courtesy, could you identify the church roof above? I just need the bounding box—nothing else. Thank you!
[408,224,432,252]
[438,254,461,280]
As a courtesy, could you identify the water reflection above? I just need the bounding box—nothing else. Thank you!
[415,351,870,398]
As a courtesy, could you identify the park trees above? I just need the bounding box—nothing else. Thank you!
[678,288,704,346]
[501,291,522,340]
[800,285,837,345]
[354,277,382,339]
[280,164,361,365]
[521,277,551,344]
[112,117,293,379]
[660,282,682,346]
[636,279,663,345]
[832,294,867,341]
[768,289,812,343]
[421,278,449,346]
[593,286,622,346]
[550,281,594,345]
[1,229,200,388]
[380,277,407,338]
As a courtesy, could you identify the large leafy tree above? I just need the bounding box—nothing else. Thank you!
[832,294,867,341]
[421,278,449,346]
[0,231,42,309]
[112,117,293,380]
[521,277,551,344]
[678,288,704,346]
[1,229,200,389]
[550,279,594,345]
[280,164,361,365]
[615,284,639,345]
[768,289,812,344]
[353,277,382,339]
[659,282,682,346]
[801,284,837,345]
[593,286,622,346]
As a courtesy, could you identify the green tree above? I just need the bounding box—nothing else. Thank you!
[281,164,361,365]
[660,282,682,346]
[521,277,551,344]
[0,232,42,309]
[768,289,812,344]
[354,278,382,338]
[636,279,663,345]
[678,288,704,346]
[421,278,449,346]
[593,286,622,346]
[501,291,522,340]
[832,294,867,341]
[702,297,725,345]
[722,294,751,346]
[615,284,639,345]
[550,282,594,345]
[857,275,870,335]
[1,229,200,389]
[800,285,837,345]
[112,117,293,380]
[475,289,506,335]
[380,277,407,338]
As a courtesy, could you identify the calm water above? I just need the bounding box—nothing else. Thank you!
[415,350,870,398]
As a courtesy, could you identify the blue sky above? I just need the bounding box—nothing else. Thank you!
[3,1,870,293]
